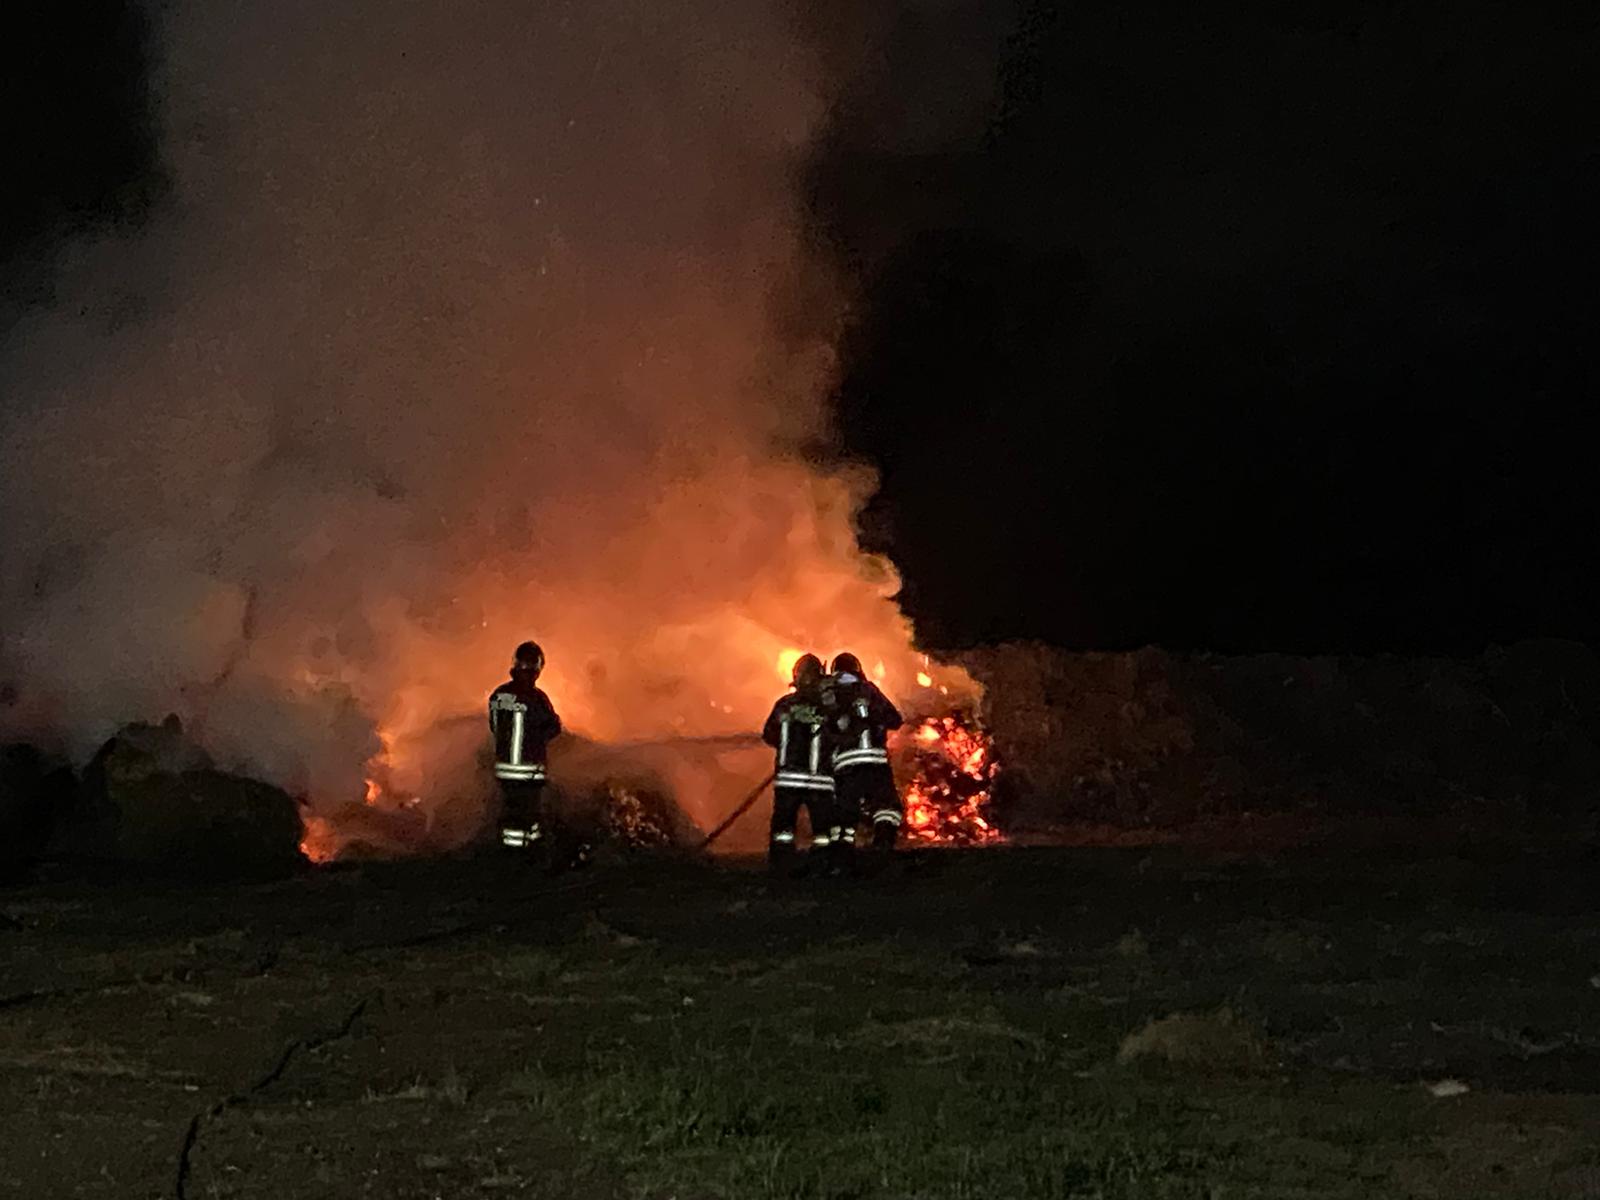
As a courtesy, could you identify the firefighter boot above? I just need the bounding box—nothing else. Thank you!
[828,826,856,876]
[847,820,888,878]
[871,812,901,853]
[767,831,797,874]
[787,832,828,877]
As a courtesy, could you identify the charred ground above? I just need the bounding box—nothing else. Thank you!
[3,839,1598,1199]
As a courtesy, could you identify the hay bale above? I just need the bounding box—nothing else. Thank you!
[963,642,1199,824]
[71,718,300,879]
[106,768,303,880]
[80,714,212,818]
[592,781,693,847]
[966,639,1600,830]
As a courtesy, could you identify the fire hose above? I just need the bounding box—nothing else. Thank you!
[596,733,767,753]
[695,771,776,853]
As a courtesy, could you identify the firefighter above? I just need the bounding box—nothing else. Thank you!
[822,652,903,867]
[488,640,562,860]
[760,653,834,872]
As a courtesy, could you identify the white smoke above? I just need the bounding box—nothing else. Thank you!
[0,0,966,838]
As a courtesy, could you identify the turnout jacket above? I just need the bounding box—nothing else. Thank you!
[762,687,834,792]
[822,675,903,772]
[488,669,561,782]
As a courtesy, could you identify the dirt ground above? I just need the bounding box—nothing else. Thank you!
[3,839,1598,1199]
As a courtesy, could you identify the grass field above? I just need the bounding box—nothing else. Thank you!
[3,840,1598,1198]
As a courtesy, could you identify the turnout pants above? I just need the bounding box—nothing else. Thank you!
[769,784,833,864]
[497,780,547,854]
[834,765,903,853]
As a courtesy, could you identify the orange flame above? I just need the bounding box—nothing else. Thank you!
[362,726,397,807]
[775,647,804,682]
[298,815,341,864]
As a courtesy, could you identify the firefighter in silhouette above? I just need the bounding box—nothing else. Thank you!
[822,652,903,867]
[488,640,562,860]
[761,653,834,872]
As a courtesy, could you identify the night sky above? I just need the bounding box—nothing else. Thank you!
[811,1,1598,653]
[8,1,1597,656]
[1,1,162,304]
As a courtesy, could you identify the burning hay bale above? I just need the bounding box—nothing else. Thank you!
[590,780,693,849]
[69,717,302,879]
[892,712,1003,844]
[548,734,759,853]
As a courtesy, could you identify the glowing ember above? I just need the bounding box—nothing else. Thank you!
[916,672,934,687]
[894,713,1002,845]
[598,782,679,847]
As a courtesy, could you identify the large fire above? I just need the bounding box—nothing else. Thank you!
[298,635,998,861]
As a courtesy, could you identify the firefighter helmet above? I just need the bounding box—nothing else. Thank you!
[830,652,863,678]
[513,640,545,675]
[792,653,824,687]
